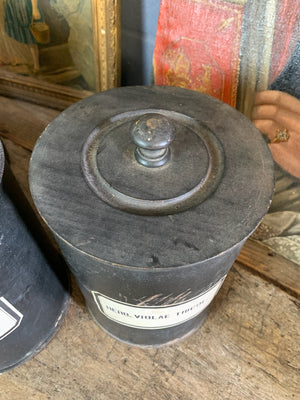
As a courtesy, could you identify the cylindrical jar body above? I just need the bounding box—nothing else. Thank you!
[0,143,70,372]
[57,234,245,346]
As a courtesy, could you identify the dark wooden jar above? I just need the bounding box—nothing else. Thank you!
[0,140,69,372]
[30,86,274,346]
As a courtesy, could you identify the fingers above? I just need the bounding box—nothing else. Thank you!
[252,118,299,144]
[252,91,300,135]
[254,90,300,114]
[252,119,278,140]
[252,90,300,178]
[252,104,300,133]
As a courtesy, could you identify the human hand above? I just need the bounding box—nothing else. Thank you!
[252,90,300,179]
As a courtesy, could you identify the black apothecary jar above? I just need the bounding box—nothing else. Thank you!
[0,140,69,372]
[29,86,274,347]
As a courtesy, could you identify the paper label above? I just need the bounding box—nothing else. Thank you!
[92,276,225,329]
[0,297,23,340]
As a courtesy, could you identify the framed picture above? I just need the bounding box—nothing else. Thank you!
[0,0,121,109]
[153,0,300,118]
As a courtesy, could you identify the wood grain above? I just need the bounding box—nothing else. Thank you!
[0,266,298,400]
[237,239,300,299]
[0,96,59,151]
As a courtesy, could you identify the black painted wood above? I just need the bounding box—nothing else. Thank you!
[29,86,274,345]
[30,86,274,268]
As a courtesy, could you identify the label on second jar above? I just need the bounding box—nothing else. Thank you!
[0,297,23,341]
[92,276,226,329]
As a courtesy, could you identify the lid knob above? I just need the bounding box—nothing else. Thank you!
[131,113,176,167]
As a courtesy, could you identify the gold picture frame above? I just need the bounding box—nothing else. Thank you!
[0,0,121,110]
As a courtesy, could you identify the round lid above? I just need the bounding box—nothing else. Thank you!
[29,86,274,268]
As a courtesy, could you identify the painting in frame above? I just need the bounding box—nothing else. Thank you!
[0,0,121,109]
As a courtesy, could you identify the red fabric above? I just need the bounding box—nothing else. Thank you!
[153,0,244,107]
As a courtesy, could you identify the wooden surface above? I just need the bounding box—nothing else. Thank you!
[1,265,299,400]
[0,71,93,111]
[237,238,300,299]
[0,96,299,399]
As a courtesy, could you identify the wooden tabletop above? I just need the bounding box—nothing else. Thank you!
[0,96,299,400]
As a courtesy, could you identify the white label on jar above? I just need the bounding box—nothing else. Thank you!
[92,276,226,329]
[0,297,23,340]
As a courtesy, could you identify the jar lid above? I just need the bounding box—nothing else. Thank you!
[30,86,274,268]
